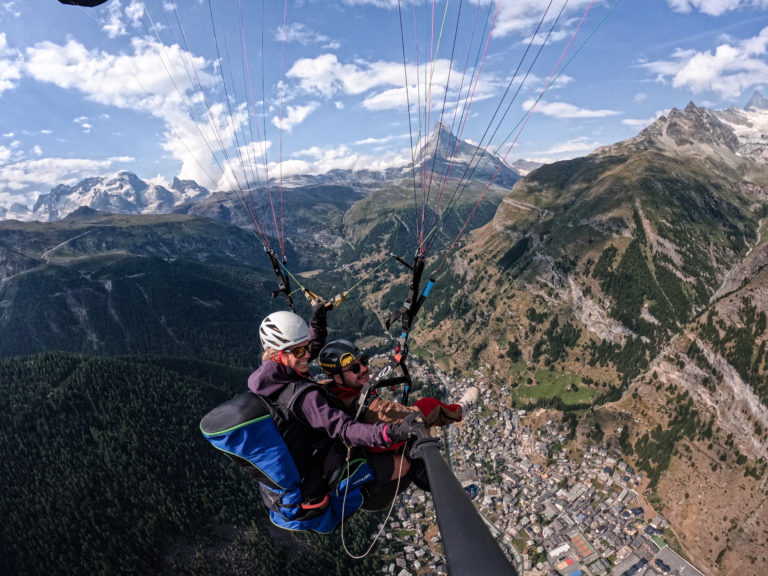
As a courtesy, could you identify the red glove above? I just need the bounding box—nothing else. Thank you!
[414,397,463,427]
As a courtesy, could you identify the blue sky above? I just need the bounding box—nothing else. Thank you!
[2,0,768,210]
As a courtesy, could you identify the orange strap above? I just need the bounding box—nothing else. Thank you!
[300,494,329,510]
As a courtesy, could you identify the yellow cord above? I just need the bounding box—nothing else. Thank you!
[281,255,394,310]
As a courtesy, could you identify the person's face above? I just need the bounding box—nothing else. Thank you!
[338,355,369,389]
[282,341,311,373]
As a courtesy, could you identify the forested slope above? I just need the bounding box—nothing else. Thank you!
[0,353,389,575]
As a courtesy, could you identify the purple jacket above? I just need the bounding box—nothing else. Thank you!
[247,361,389,448]
[247,307,390,449]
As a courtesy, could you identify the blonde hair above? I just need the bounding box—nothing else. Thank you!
[262,348,280,362]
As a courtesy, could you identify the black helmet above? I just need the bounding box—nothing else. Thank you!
[318,339,363,374]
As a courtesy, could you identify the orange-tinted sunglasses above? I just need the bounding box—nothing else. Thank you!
[287,343,312,359]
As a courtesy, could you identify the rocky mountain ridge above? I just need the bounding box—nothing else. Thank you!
[409,92,768,575]
[2,172,211,223]
[0,123,521,223]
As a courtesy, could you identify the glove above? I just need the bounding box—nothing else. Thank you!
[304,289,331,321]
[305,287,348,312]
[329,291,348,309]
[312,299,329,320]
[383,412,424,444]
[414,397,463,427]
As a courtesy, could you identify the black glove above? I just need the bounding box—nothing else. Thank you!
[312,300,328,319]
[311,299,330,321]
[385,412,424,444]
[303,289,330,317]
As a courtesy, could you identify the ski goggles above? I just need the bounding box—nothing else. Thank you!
[287,343,312,359]
[343,355,369,374]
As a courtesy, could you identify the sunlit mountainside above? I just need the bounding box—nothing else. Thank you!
[2,100,768,574]
[416,98,768,573]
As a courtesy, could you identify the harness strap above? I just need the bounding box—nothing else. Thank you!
[266,248,293,309]
[300,494,330,510]
[279,378,354,496]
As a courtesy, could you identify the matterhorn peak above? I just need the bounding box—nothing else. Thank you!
[745,90,768,111]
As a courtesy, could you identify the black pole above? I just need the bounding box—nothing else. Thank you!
[410,427,518,576]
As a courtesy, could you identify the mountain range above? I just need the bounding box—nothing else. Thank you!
[1,173,210,222]
[0,122,522,223]
[3,93,768,574]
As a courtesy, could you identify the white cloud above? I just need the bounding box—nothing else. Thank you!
[125,1,145,26]
[666,0,768,16]
[293,145,350,160]
[163,102,252,190]
[363,86,408,110]
[341,0,402,8]
[539,137,601,155]
[642,27,768,99]
[272,143,407,178]
[24,37,213,109]
[287,53,496,113]
[74,117,93,134]
[22,36,250,190]
[287,53,403,98]
[524,99,619,118]
[1,2,21,19]
[355,133,409,145]
[101,0,147,39]
[302,0,601,46]
[623,117,658,129]
[493,0,596,38]
[277,23,333,46]
[520,137,602,164]
[211,138,275,192]
[340,0,598,43]
[0,33,22,97]
[271,102,320,132]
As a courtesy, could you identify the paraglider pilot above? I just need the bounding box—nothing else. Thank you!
[317,339,464,504]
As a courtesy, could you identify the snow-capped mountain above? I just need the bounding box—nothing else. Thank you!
[25,172,211,222]
[412,121,520,187]
[715,90,768,164]
[1,122,523,222]
[283,121,521,188]
[0,203,33,221]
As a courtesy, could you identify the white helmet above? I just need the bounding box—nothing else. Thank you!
[259,311,311,350]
